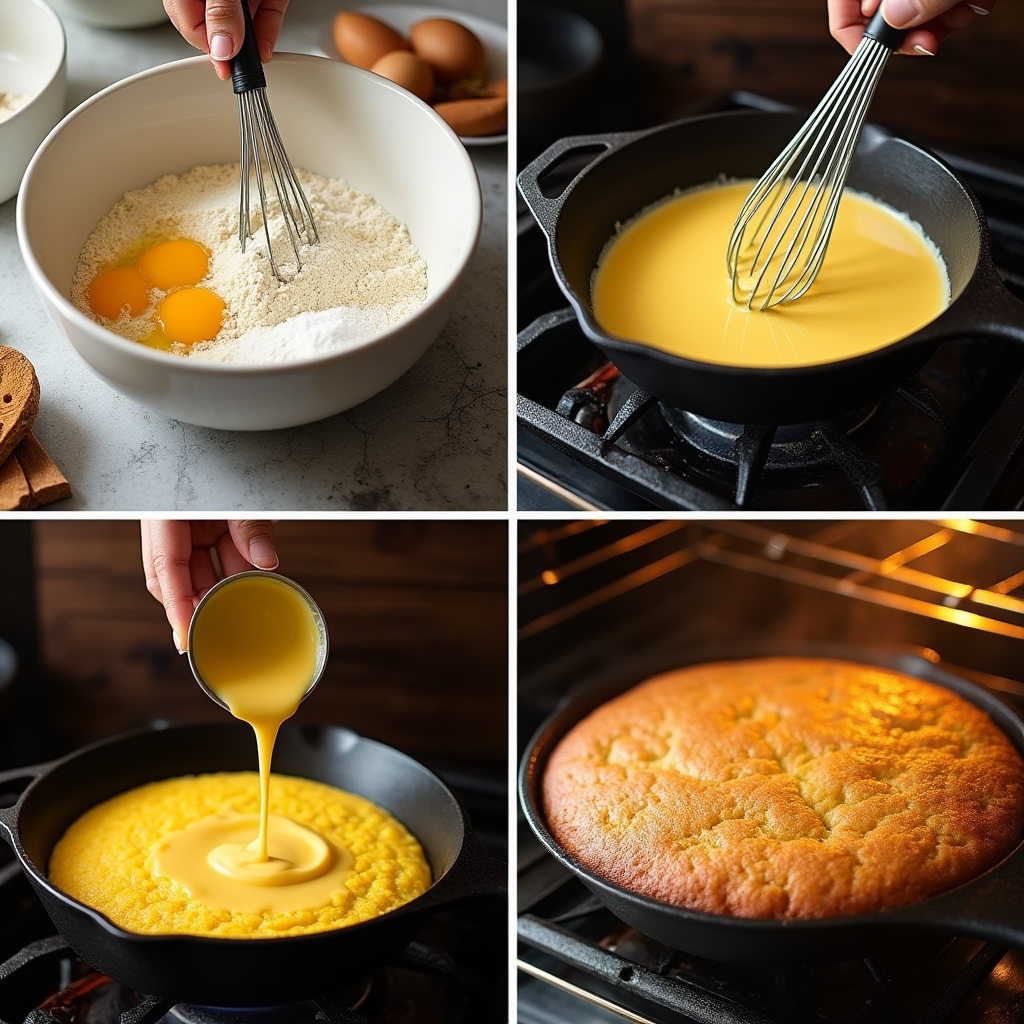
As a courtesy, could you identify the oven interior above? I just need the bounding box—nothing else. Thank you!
[518,518,1024,1024]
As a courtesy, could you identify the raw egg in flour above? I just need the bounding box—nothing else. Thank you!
[158,288,225,345]
[86,237,224,349]
[87,266,149,320]
[137,239,209,289]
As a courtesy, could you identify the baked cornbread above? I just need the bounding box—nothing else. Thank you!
[542,658,1024,920]
[49,772,431,938]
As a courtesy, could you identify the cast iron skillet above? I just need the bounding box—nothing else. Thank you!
[0,722,506,1006]
[519,642,1024,965]
[517,111,1024,425]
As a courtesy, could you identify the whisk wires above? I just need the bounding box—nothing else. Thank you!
[236,87,319,283]
[727,26,898,311]
[230,1,318,284]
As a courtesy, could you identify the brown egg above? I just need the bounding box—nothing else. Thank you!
[446,76,506,101]
[333,12,410,70]
[370,51,435,102]
[432,96,507,137]
[410,18,487,84]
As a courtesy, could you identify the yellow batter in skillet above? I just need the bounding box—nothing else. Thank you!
[591,181,949,369]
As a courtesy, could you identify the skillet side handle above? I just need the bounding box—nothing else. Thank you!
[418,828,507,913]
[967,272,1024,344]
[888,849,1024,948]
[0,762,51,847]
[920,268,1024,347]
[517,130,646,238]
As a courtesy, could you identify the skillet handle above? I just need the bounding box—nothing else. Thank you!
[517,129,646,238]
[0,761,51,847]
[918,266,1024,347]
[417,827,507,913]
[887,846,1024,947]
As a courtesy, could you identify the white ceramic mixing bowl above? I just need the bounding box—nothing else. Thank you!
[17,53,482,430]
[0,0,67,204]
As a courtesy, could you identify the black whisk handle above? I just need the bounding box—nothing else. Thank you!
[230,0,267,94]
[863,8,909,50]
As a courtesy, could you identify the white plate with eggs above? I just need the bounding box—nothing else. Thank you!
[326,3,507,147]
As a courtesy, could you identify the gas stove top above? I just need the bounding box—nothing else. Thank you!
[517,860,1024,1024]
[517,94,1024,511]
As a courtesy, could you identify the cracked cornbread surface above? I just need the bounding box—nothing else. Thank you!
[542,658,1024,919]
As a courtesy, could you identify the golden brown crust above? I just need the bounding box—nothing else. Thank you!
[542,658,1024,920]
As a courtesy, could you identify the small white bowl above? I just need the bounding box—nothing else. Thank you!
[0,0,67,204]
[46,0,168,28]
[17,53,482,430]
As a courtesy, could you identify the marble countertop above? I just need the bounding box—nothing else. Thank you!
[0,0,506,511]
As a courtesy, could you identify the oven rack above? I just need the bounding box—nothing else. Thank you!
[519,520,1024,647]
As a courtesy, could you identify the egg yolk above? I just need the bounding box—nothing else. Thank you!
[158,287,225,345]
[137,239,210,290]
[87,266,150,320]
[86,237,226,349]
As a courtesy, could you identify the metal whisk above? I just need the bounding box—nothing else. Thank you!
[726,10,907,311]
[229,1,318,282]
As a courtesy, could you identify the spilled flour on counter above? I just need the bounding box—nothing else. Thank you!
[0,92,30,123]
[70,164,427,364]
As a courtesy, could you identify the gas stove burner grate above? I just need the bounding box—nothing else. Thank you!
[166,989,372,1024]
[662,402,885,457]
[517,902,1014,1024]
[549,360,962,510]
[519,309,1024,510]
[4,936,372,1024]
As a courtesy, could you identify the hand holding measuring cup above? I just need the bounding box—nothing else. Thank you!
[141,519,279,654]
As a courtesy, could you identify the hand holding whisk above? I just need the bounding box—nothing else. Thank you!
[228,0,318,283]
[726,10,907,311]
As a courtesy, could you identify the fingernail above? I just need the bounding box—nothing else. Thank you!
[210,33,234,60]
[882,0,919,27]
[968,3,988,12]
[913,43,936,54]
[248,536,279,570]
[172,629,185,655]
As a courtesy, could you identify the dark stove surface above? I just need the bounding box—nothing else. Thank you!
[0,877,504,1024]
[0,877,505,1024]
[517,94,1024,512]
[518,847,1024,1024]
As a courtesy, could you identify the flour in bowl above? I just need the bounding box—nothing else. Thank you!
[0,92,29,123]
[70,164,427,364]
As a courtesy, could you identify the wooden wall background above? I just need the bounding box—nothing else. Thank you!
[31,521,507,766]
[628,0,1024,158]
